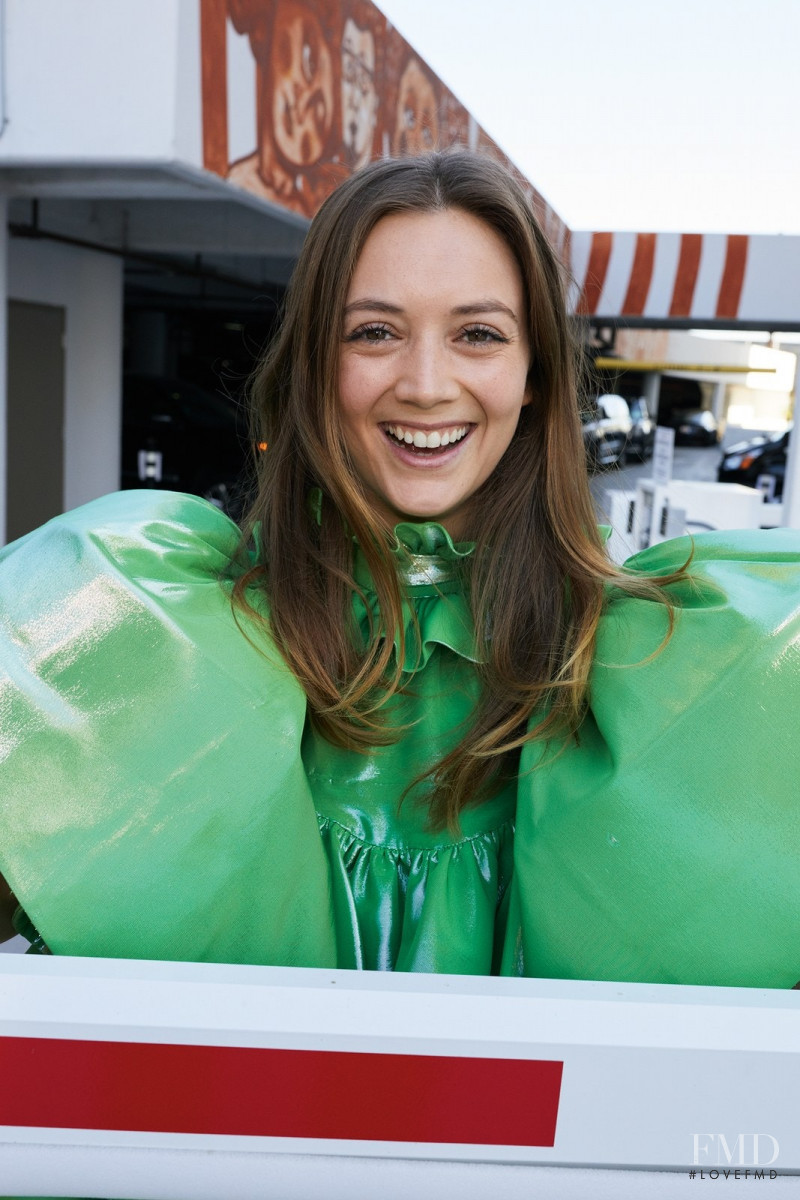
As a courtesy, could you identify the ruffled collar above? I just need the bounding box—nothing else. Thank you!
[353,521,474,597]
[352,521,478,670]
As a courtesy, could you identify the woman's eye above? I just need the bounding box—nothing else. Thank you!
[461,325,506,345]
[347,324,393,343]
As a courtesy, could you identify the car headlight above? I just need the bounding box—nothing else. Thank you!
[722,455,743,469]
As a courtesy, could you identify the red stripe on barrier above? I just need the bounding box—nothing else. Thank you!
[0,1038,563,1147]
[716,234,749,318]
[621,232,656,315]
[576,231,613,315]
[669,233,703,316]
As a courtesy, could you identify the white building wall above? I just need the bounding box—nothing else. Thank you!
[173,0,204,166]
[1,0,198,164]
[8,238,123,512]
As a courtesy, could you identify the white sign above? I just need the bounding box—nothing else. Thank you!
[652,425,675,486]
[756,473,777,503]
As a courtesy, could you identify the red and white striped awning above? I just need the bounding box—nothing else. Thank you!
[571,230,800,326]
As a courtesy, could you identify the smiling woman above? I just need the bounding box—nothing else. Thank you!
[1,152,800,988]
[237,150,641,833]
[338,208,531,536]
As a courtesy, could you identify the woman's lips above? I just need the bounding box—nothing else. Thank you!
[379,424,472,465]
[380,422,475,465]
[384,422,469,449]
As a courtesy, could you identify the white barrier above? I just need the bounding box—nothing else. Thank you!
[1,957,798,1197]
[604,480,773,561]
[637,479,766,540]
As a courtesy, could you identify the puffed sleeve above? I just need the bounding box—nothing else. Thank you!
[0,490,336,967]
[505,528,800,988]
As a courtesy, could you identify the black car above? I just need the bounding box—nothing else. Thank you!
[624,396,655,461]
[663,408,720,446]
[718,427,790,499]
[121,374,252,519]
[581,393,633,469]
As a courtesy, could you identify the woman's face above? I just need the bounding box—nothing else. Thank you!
[338,209,531,539]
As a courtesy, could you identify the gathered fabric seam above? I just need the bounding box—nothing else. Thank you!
[316,811,515,856]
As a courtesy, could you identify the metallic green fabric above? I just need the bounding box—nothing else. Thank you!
[505,531,800,988]
[1,492,799,986]
[310,518,514,973]
[0,492,336,967]
[0,492,513,974]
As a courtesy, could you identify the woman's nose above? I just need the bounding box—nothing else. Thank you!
[393,340,460,407]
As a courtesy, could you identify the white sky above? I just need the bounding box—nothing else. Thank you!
[377,0,800,235]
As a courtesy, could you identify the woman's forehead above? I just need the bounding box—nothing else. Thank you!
[346,209,525,308]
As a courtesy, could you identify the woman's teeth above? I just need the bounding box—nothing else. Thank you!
[385,424,469,449]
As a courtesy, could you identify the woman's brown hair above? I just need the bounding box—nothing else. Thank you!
[236,149,679,829]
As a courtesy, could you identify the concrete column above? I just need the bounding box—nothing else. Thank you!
[9,238,124,514]
[710,381,727,422]
[641,371,662,420]
[0,197,7,546]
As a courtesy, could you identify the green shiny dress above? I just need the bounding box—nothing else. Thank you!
[0,490,799,987]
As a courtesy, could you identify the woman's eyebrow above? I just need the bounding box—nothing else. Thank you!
[343,299,520,323]
[343,299,403,315]
[452,301,519,324]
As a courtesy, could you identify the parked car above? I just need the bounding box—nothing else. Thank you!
[624,396,655,461]
[662,408,720,446]
[121,374,252,518]
[718,426,790,499]
[581,393,632,469]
